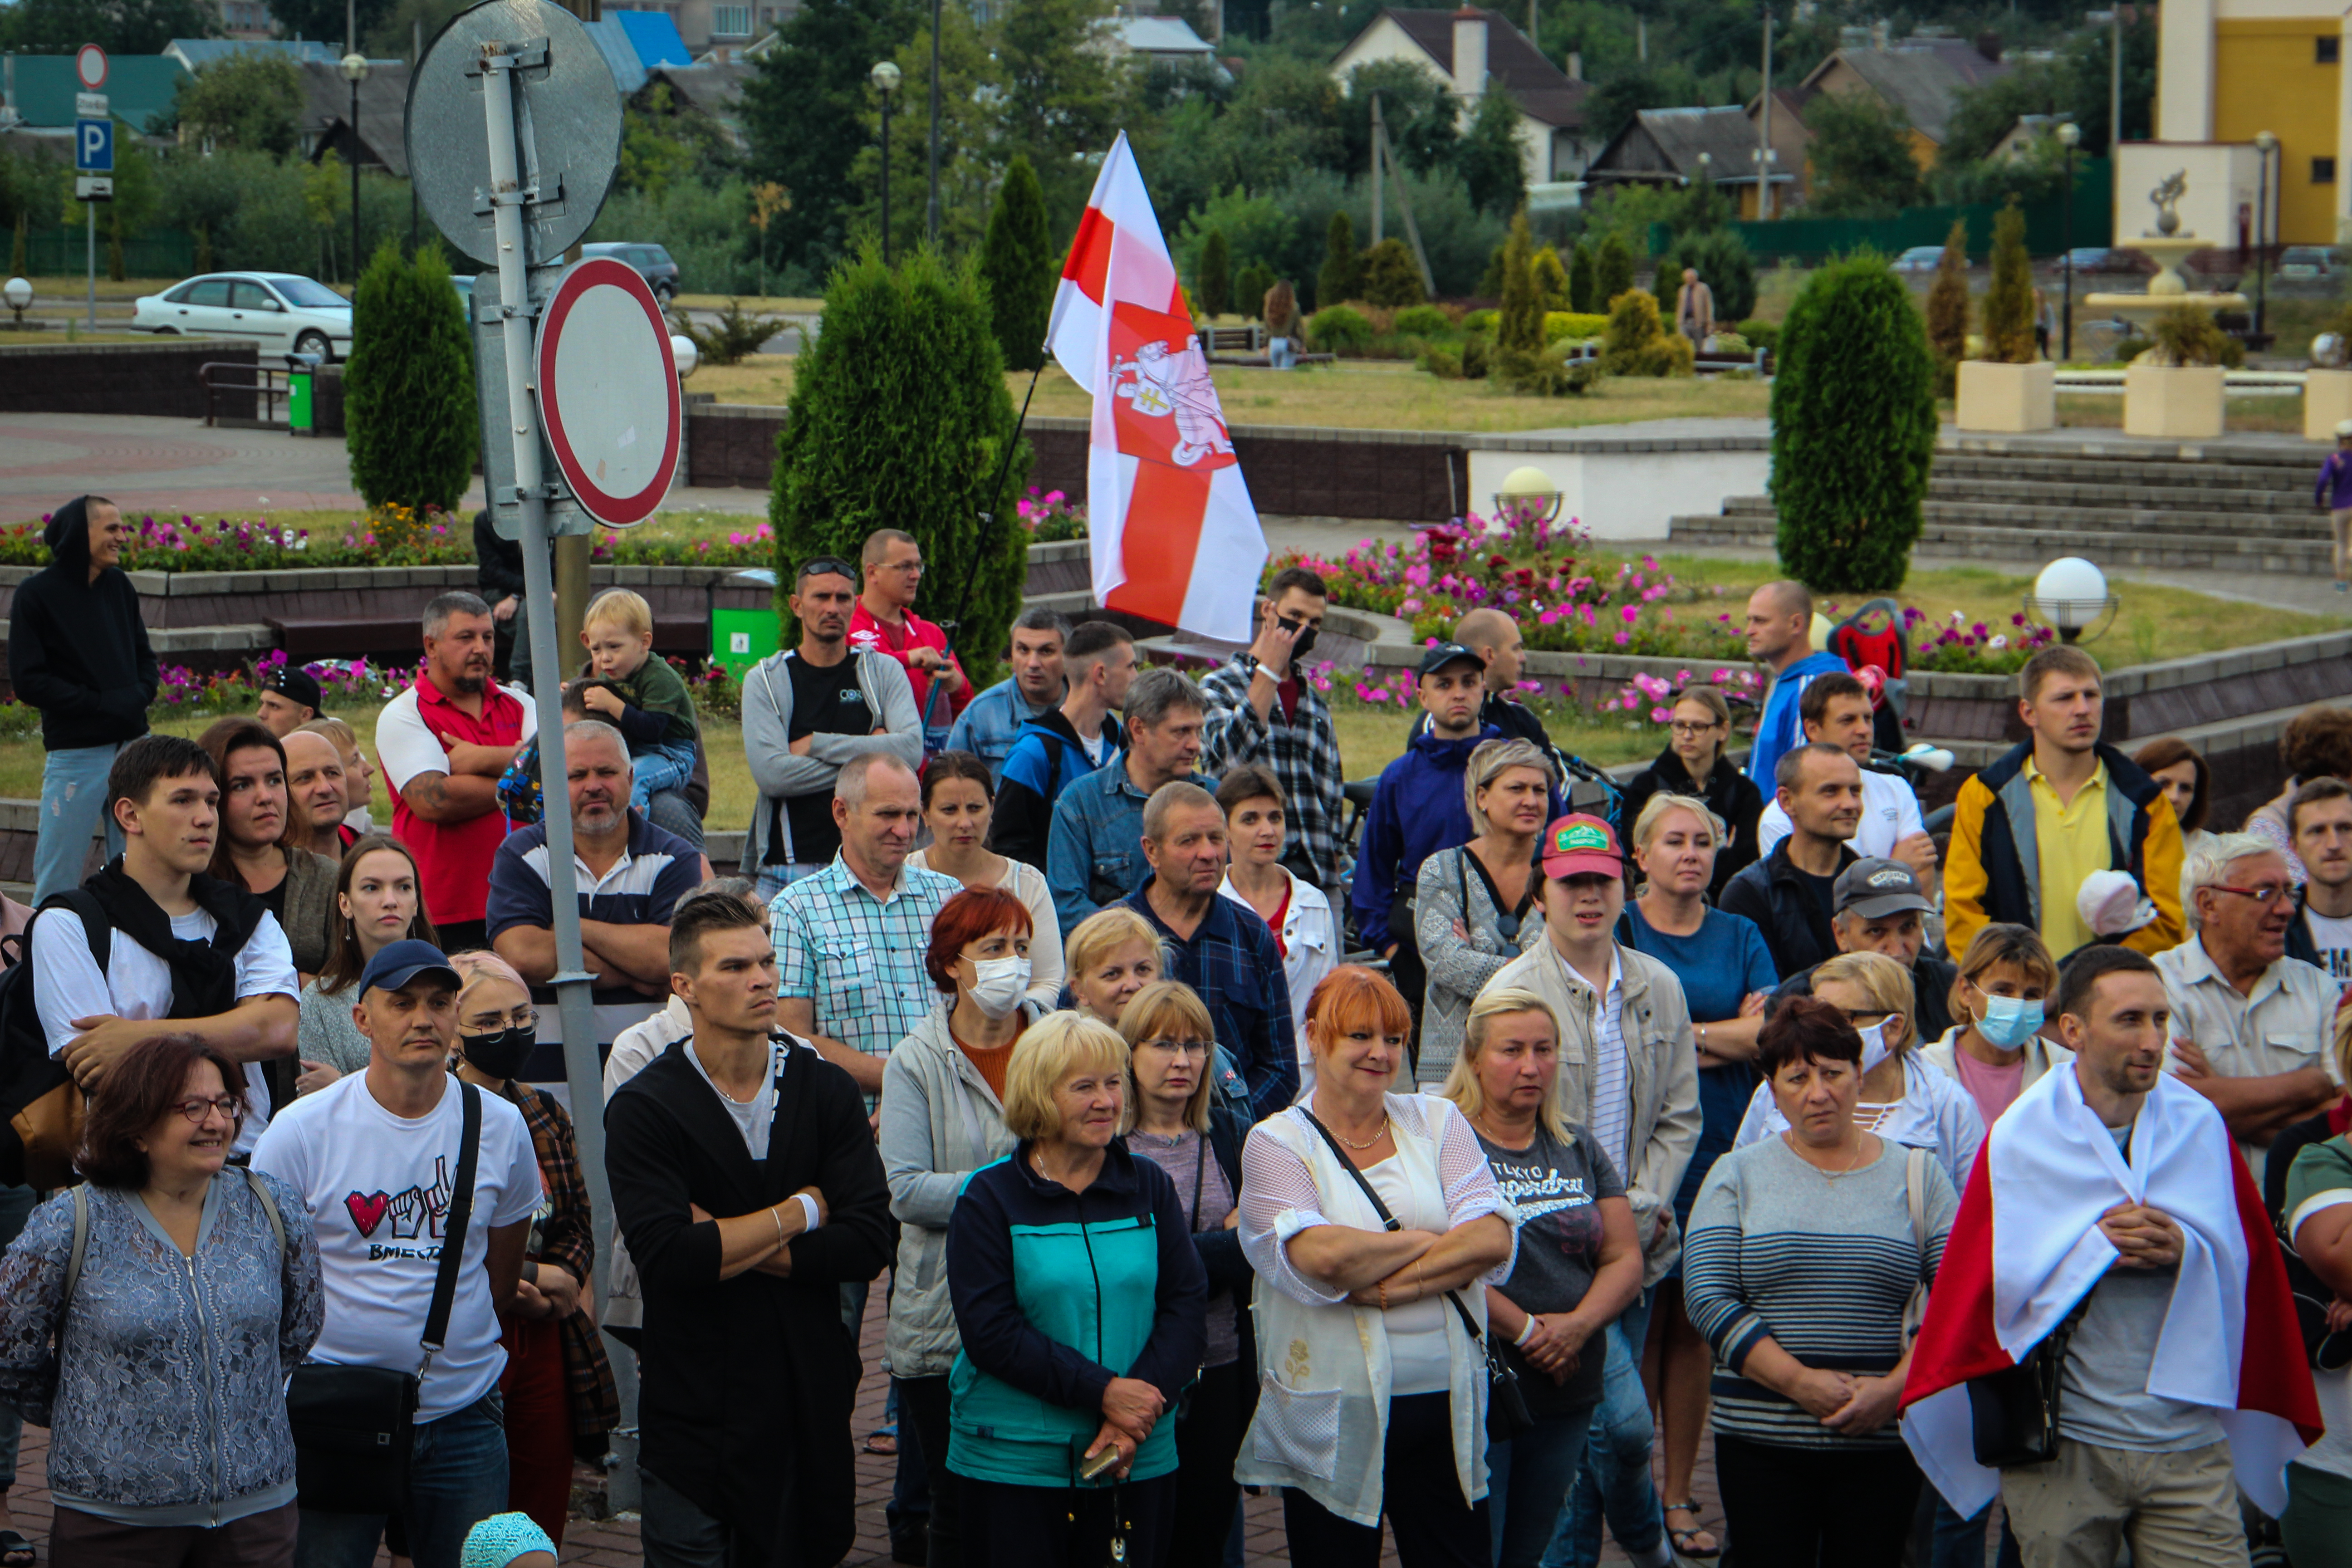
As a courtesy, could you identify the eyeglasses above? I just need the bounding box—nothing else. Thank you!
[2210,884,2290,907]
[879,559,924,574]
[1668,720,1721,736]
[462,1006,538,1032]
[1141,1038,1211,1058]
[172,1094,245,1126]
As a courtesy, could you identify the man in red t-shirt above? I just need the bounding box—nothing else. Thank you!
[374,591,535,950]
[848,527,969,740]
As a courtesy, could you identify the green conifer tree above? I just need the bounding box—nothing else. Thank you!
[1198,230,1232,317]
[345,240,477,513]
[979,154,1053,372]
[1317,210,1361,310]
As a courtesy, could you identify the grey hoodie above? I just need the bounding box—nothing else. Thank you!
[739,646,924,871]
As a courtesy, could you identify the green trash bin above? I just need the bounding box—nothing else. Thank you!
[288,368,313,433]
[711,605,779,684]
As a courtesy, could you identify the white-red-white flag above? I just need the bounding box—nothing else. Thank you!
[1047,132,1266,641]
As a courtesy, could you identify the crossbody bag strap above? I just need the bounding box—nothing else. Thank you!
[421,1082,483,1371]
[1295,1107,1493,1347]
[63,1184,89,1303]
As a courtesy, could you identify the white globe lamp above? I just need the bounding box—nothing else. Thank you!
[670,333,700,380]
[1493,464,1563,527]
[2,277,29,331]
[2027,556,2117,643]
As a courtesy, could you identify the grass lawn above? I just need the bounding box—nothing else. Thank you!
[674,293,823,314]
[2056,394,2306,434]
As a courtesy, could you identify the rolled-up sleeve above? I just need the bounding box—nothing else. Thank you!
[1238,1119,1352,1307]
[1428,1097,1517,1288]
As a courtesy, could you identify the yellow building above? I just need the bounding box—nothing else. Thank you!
[2153,0,2344,245]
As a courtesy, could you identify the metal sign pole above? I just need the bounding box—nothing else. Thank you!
[85,202,95,330]
[476,37,611,1304]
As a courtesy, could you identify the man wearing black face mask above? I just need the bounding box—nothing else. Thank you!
[1200,566,1349,902]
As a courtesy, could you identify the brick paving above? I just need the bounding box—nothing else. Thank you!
[0,1282,1718,1567]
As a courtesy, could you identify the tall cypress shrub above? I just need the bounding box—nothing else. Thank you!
[1317,211,1361,309]
[1980,199,2036,363]
[1567,240,1597,314]
[773,244,1030,683]
[1769,252,1937,592]
[345,239,476,513]
[1593,232,1637,310]
[980,155,1053,372]
[1925,217,1970,363]
[1497,211,1542,354]
[1198,230,1233,317]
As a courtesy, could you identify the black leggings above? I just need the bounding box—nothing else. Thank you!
[1281,1391,1489,1568]
[1166,1360,1247,1568]
[899,1374,959,1568]
[1712,1431,1923,1568]
[961,1470,1176,1568]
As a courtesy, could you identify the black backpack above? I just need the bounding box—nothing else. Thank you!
[0,890,112,1188]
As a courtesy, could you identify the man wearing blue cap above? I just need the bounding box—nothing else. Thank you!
[255,938,544,1568]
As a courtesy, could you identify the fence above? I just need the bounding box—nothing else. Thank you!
[1648,159,2115,262]
[17,228,199,279]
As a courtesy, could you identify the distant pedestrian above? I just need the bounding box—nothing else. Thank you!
[1742,583,1846,791]
[10,495,157,903]
[1674,269,1714,348]
[2317,419,2352,591]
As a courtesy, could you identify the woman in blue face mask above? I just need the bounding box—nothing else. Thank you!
[1921,923,2069,1135]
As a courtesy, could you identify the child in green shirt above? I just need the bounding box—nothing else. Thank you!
[575,588,700,813]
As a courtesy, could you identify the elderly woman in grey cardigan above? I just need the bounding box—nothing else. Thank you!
[1414,740,1556,1086]
[0,1035,322,1563]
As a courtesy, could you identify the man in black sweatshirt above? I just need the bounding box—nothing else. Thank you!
[472,507,532,688]
[8,495,157,902]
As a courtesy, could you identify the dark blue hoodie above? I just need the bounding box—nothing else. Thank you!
[7,496,157,750]
[1351,723,1505,952]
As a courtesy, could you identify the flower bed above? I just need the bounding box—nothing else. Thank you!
[1016,488,1088,542]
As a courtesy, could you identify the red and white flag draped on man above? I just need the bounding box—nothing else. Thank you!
[1898,1064,2320,1517]
[1047,132,1267,642]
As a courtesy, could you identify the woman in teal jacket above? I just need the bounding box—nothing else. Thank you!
[945,1011,1207,1568]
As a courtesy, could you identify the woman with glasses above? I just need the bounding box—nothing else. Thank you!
[0,1034,323,1566]
[1621,794,1778,1560]
[1120,981,1254,1568]
[879,887,1043,1568]
[295,836,438,1093]
[1415,739,1556,1087]
[447,951,617,1548]
[1619,688,1762,899]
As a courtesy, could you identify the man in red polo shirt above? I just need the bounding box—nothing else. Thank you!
[374,591,536,950]
[848,527,968,746]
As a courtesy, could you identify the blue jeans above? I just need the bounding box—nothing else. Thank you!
[1930,1494,2022,1568]
[1542,1291,1666,1568]
[630,739,697,813]
[755,862,828,904]
[1490,1405,1598,1568]
[293,1391,510,1568]
[35,742,124,903]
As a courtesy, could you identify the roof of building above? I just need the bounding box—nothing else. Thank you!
[1801,40,2011,142]
[583,18,650,94]
[166,38,341,71]
[295,59,414,176]
[646,61,751,117]
[615,10,694,69]
[1341,8,1587,129]
[1118,15,1216,56]
[2,53,187,134]
[1586,104,1792,185]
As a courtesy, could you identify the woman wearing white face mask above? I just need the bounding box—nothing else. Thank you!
[1920,923,2070,1132]
[911,750,1065,1006]
[879,887,1043,1568]
[1730,951,1986,1194]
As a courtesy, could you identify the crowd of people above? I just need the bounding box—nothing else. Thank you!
[0,495,2349,1568]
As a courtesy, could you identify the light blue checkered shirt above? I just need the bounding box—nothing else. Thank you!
[770,854,962,1061]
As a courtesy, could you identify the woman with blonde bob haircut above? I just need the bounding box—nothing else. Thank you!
[1413,739,1556,1087]
[944,1011,1207,1568]
[1120,982,1256,1567]
[1237,966,1517,1568]
[1442,990,1643,1568]
[1063,906,1166,1028]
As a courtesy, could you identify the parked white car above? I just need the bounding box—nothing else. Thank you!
[131,273,354,361]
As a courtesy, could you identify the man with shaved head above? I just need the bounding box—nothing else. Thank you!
[1744,579,1847,789]
[281,728,351,858]
[1444,607,1567,764]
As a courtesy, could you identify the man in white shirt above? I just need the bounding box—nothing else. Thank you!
[1755,671,1932,871]
[2155,831,2344,1182]
[2286,776,2352,981]
[253,938,539,1568]
[32,734,298,1154]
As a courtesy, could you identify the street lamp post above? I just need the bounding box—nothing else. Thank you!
[2058,121,2079,361]
[2255,129,2278,340]
[926,0,941,243]
[340,52,370,282]
[2087,9,2122,152]
[872,60,901,267]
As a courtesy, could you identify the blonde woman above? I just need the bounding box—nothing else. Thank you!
[1063,906,1165,1027]
[1414,739,1556,1086]
[1441,989,1642,1568]
[1921,923,2069,1131]
[1120,982,1252,1568]
[944,1012,1206,1568]
[1618,687,1761,898]
[1732,950,1985,1193]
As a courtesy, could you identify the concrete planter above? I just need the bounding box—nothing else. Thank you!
[2123,363,2227,439]
[2308,368,2352,441]
[1955,359,2056,433]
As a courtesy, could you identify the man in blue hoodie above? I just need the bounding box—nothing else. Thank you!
[8,496,157,902]
[1352,643,1502,1014]
[1744,579,1847,789]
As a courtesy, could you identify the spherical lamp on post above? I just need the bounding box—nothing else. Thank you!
[3,277,30,332]
[1493,465,1564,530]
[2254,129,2278,339]
[2057,121,2080,362]
[871,60,901,268]
[339,52,370,284]
[2025,556,2119,644]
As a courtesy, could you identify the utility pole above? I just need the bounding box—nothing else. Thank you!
[926,0,941,242]
[1637,16,1646,60]
[1757,8,1773,220]
[1370,93,1385,246]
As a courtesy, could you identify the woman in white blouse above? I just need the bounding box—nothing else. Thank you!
[1215,764,1336,1096]
[911,750,1065,1005]
[1236,964,1518,1567]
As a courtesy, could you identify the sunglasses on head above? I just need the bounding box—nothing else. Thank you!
[798,556,858,584]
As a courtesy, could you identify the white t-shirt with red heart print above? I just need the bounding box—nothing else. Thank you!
[253,1069,543,1421]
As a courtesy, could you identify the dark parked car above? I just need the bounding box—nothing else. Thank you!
[2057,247,2159,275]
[581,242,681,302]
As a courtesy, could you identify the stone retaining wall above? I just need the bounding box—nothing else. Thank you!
[0,338,258,420]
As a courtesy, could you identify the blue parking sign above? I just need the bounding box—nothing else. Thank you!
[75,118,112,173]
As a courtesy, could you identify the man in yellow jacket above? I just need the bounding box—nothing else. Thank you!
[1945,645,2185,961]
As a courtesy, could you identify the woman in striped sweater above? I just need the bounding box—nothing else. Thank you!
[1683,996,1958,1568]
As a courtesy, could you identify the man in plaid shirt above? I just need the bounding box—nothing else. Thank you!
[1200,565,1351,898]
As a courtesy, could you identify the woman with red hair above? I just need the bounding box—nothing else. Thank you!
[1235,965,1519,1568]
[879,886,1044,1568]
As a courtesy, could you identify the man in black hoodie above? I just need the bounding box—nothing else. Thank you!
[9,495,157,902]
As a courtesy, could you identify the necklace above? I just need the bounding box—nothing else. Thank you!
[1331,1112,1392,1151]
[1783,1128,1868,1180]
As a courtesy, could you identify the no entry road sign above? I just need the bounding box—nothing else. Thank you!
[74,45,107,90]
[532,256,680,528]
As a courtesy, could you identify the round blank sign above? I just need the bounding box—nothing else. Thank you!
[534,257,680,528]
[75,44,108,90]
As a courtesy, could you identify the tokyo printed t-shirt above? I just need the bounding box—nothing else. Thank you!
[1476,1119,1626,1412]
[253,1070,543,1421]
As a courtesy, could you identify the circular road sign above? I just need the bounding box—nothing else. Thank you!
[533,257,680,528]
[74,44,108,90]
[406,0,623,270]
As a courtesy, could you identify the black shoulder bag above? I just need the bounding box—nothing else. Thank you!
[1965,1293,2091,1468]
[286,1082,482,1515]
[1294,1108,1534,1440]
